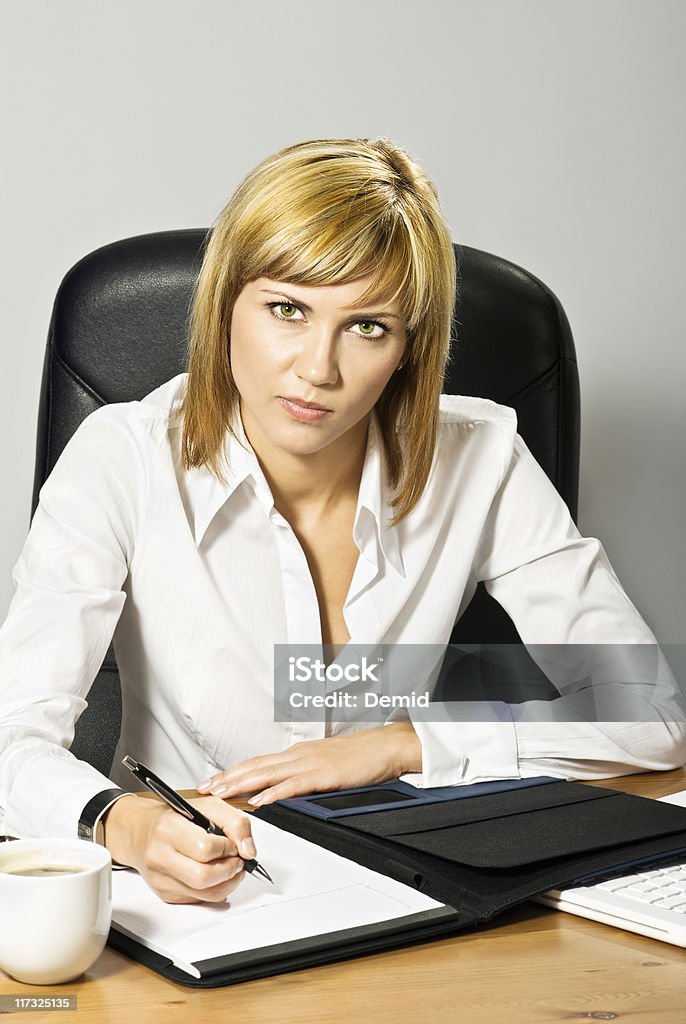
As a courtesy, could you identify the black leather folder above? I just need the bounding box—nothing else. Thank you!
[107,781,686,987]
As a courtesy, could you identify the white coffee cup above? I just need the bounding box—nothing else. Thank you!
[0,838,112,985]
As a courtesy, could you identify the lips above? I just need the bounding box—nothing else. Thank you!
[278,396,333,422]
[280,396,332,412]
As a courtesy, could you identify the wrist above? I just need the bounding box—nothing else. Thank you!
[387,721,422,776]
[101,794,154,868]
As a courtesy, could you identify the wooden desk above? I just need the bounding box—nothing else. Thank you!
[2,769,685,1024]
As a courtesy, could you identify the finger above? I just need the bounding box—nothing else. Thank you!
[205,760,304,799]
[159,799,258,863]
[248,771,324,807]
[196,749,304,793]
[211,803,258,861]
[161,811,236,862]
[141,826,245,895]
[174,846,245,895]
[190,798,258,861]
[197,763,286,795]
[149,855,246,905]
[196,755,275,792]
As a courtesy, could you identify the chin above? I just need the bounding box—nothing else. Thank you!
[274,431,337,456]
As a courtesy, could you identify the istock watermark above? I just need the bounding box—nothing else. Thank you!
[273,643,686,724]
[288,655,382,684]
[274,644,435,723]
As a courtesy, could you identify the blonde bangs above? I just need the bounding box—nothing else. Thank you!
[234,176,419,324]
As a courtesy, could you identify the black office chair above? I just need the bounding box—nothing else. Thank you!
[32,231,580,774]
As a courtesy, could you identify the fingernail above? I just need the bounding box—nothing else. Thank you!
[248,794,263,806]
[211,785,228,796]
[240,838,257,859]
[196,780,212,792]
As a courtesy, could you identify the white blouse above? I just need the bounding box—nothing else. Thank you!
[1,373,684,840]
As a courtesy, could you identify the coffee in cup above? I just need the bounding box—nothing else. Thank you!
[0,838,112,985]
[1,863,89,876]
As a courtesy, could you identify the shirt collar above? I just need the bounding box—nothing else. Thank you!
[187,410,273,546]
[186,407,405,577]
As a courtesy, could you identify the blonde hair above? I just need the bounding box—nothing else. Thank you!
[181,137,456,524]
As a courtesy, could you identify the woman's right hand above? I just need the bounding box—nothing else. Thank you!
[102,794,257,904]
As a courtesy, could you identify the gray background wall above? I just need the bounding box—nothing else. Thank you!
[1,0,684,642]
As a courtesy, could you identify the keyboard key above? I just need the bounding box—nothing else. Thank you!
[658,886,683,898]
[629,892,665,904]
[623,885,662,902]
[625,881,658,894]
[597,878,634,891]
[653,895,686,910]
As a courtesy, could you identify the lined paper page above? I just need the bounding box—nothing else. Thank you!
[660,790,686,808]
[112,814,445,977]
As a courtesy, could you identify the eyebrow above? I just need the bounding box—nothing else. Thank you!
[259,288,401,320]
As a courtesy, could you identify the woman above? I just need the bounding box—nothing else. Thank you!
[0,137,683,906]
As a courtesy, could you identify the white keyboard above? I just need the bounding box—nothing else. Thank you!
[534,856,686,946]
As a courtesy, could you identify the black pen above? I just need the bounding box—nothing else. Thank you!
[122,755,273,884]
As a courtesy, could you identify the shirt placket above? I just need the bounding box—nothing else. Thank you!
[323,510,383,738]
[268,508,328,745]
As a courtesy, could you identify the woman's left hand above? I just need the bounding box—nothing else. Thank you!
[195,723,422,806]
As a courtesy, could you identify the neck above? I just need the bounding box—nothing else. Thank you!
[240,405,370,522]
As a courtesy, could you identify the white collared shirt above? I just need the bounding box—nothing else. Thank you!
[1,373,684,839]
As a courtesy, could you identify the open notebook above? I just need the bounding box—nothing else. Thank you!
[109,780,686,984]
[110,813,451,980]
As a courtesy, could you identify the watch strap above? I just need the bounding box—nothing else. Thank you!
[78,787,133,846]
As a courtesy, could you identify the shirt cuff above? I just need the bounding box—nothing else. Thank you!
[400,702,520,787]
[78,790,139,856]
[2,748,131,842]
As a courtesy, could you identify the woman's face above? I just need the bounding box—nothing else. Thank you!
[229,274,407,461]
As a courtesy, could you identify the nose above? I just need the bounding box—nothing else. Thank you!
[293,328,339,387]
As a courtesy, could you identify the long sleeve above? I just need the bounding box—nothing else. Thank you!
[406,432,686,787]
[0,406,147,838]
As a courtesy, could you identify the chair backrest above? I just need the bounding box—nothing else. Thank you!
[32,231,579,771]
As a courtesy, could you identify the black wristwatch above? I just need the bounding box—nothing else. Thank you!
[77,788,133,845]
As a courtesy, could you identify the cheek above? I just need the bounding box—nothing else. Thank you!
[228,334,247,387]
[347,361,399,409]
[230,329,286,384]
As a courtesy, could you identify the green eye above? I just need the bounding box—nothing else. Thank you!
[352,319,389,339]
[279,303,298,318]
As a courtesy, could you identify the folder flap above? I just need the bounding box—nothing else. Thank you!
[335,781,617,838]
[378,793,686,868]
